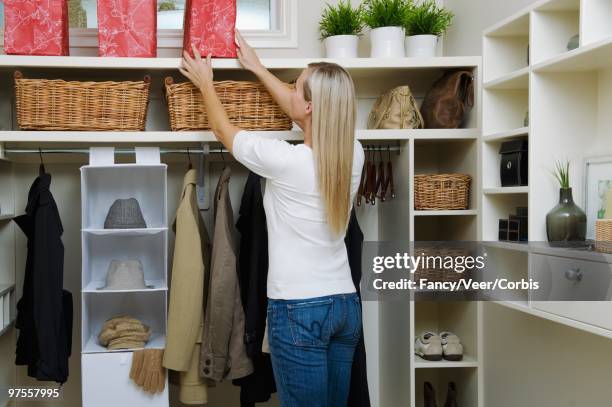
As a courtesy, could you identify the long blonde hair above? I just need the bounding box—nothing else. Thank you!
[303,62,356,236]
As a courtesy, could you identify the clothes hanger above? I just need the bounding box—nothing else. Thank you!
[375,147,385,202]
[364,149,373,205]
[187,147,193,170]
[387,146,395,200]
[367,149,377,205]
[38,147,46,175]
[357,160,366,207]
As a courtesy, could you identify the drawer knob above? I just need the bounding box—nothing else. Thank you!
[564,267,583,282]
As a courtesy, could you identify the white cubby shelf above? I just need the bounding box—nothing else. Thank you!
[414,354,479,369]
[482,0,612,340]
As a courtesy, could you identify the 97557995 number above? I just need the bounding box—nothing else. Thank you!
[5,387,63,400]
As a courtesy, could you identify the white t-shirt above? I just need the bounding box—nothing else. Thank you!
[232,130,365,300]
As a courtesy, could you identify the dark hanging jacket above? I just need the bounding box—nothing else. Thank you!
[345,209,371,407]
[234,172,370,406]
[233,172,276,406]
[13,172,73,384]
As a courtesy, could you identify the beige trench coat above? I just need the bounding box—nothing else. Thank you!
[163,169,210,404]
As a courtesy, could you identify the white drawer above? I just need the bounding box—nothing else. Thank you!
[530,253,612,331]
[82,352,168,407]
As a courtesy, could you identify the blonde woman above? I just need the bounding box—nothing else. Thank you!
[180,31,364,407]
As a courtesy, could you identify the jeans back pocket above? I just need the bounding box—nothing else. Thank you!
[287,299,333,347]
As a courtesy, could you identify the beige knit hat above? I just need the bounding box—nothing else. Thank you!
[98,315,151,350]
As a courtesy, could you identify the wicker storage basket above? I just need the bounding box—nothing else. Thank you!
[595,219,612,254]
[413,247,471,283]
[414,173,471,210]
[164,77,293,131]
[14,71,150,131]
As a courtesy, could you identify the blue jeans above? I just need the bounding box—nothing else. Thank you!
[267,293,362,407]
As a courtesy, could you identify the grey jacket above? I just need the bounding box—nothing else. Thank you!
[200,166,253,382]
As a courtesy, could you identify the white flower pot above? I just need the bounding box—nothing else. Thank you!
[405,34,438,57]
[324,35,359,58]
[370,26,405,58]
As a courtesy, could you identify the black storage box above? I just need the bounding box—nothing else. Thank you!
[499,139,528,187]
[509,214,528,241]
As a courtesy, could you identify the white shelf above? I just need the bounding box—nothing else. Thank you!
[0,129,480,144]
[82,332,166,354]
[483,187,529,195]
[532,36,612,72]
[414,354,479,369]
[0,318,16,337]
[0,55,481,71]
[0,214,14,221]
[83,280,167,293]
[414,210,478,216]
[484,67,530,89]
[483,127,528,142]
[482,241,530,252]
[82,228,167,236]
[0,284,15,297]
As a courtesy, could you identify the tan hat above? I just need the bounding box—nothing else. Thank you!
[98,260,153,291]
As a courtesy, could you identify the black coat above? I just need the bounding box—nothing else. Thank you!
[234,172,370,406]
[13,173,73,384]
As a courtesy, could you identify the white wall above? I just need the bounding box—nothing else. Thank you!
[443,0,539,56]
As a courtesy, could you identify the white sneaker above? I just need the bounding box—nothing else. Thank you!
[415,332,443,361]
[440,331,463,361]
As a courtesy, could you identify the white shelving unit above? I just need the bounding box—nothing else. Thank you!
[80,152,169,406]
[0,54,482,407]
[482,0,612,340]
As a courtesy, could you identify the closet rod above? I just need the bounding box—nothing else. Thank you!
[3,146,401,154]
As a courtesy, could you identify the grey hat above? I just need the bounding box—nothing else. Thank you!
[98,260,152,290]
[104,198,147,229]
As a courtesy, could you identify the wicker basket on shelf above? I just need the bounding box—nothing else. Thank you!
[414,173,471,210]
[413,246,471,283]
[164,77,293,131]
[595,219,612,254]
[14,71,150,131]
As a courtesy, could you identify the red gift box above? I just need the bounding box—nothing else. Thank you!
[183,0,237,58]
[3,0,69,56]
[97,0,157,57]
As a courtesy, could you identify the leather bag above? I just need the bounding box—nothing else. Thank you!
[367,86,424,130]
[421,70,474,129]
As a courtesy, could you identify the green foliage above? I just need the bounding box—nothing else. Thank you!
[319,0,365,39]
[552,160,571,189]
[158,2,176,11]
[362,0,412,29]
[403,0,454,36]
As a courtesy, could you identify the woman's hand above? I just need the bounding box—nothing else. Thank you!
[180,45,213,91]
[235,29,264,74]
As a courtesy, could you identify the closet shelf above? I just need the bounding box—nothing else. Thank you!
[483,186,529,195]
[0,129,480,144]
[82,228,168,236]
[82,332,166,354]
[0,55,481,71]
[482,241,530,253]
[0,214,14,221]
[414,354,479,369]
[484,67,529,90]
[414,209,478,216]
[0,283,15,297]
[483,127,528,142]
[532,36,612,72]
[0,318,16,337]
[82,280,167,293]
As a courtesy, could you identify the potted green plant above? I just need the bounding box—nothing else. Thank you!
[546,160,587,245]
[403,0,453,57]
[319,0,364,58]
[362,0,411,58]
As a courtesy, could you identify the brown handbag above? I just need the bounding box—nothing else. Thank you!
[367,85,424,130]
[420,70,474,129]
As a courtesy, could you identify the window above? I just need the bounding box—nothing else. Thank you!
[0,0,297,48]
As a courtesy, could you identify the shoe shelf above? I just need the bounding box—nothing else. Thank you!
[483,126,528,142]
[414,354,479,369]
[415,367,479,407]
